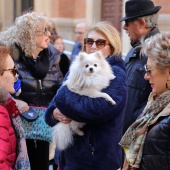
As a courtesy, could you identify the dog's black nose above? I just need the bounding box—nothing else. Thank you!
[89,68,93,72]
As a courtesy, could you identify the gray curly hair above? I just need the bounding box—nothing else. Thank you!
[142,13,159,28]
[141,32,170,70]
[0,12,49,56]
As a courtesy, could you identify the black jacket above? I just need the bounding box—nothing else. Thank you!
[12,44,63,106]
[139,115,170,170]
[123,27,160,133]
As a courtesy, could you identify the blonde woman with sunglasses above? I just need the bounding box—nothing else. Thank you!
[45,21,127,170]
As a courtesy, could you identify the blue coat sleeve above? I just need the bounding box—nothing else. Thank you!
[45,64,127,125]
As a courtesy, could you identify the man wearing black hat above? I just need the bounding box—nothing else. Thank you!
[120,0,162,134]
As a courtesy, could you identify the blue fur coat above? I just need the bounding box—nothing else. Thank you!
[45,55,127,170]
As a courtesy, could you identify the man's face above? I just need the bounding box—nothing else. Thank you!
[75,24,86,43]
[123,18,143,43]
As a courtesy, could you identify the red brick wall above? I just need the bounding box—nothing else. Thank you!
[51,0,86,18]
[153,0,170,14]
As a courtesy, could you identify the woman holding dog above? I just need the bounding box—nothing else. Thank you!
[45,21,127,170]
[120,32,170,170]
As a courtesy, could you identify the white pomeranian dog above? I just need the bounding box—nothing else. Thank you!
[52,51,116,150]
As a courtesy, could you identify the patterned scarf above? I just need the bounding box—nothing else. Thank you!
[16,44,50,79]
[119,90,170,168]
[5,96,31,170]
[12,117,31,170]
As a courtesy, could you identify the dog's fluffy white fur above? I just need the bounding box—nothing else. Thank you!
[52,51,116,150]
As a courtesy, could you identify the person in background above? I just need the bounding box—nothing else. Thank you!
[48,19,58,44]
[120,32,170,170]
[70,21,87,62]
[0,43,30,169]
[53,35,70,77]
[45,21,127,170]
[120,0,162,133]
[0,12,64,170]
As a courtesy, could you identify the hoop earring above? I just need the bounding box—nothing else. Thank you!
[166,80,170,90]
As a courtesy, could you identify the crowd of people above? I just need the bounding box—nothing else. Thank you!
[0,0,169,170]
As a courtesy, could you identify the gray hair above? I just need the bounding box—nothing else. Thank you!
[141,32,170,70]
[0,12,49,57]
[142,13,159,28]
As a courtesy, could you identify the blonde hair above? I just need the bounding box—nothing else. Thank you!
[0,12,49,56]
[83,21,121,56]
[141,32,170,70]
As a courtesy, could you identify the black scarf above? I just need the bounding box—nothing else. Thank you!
[17,45,50,79]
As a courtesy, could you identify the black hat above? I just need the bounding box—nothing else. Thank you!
[120,0,161,22]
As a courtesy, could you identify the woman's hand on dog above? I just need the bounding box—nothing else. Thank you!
[53,108,72,124]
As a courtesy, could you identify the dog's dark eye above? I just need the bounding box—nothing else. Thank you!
[94,64,97,67]
[85,64,89,68]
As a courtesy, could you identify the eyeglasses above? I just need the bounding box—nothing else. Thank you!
[84,38,109,49]
[125,18,138,27]
[144,65,154,76]
[36,26,50,36]
[0,67,18,77]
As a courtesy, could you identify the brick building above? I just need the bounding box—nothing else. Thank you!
[0,0,170,54]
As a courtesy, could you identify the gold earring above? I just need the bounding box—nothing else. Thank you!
[166,80,170,90]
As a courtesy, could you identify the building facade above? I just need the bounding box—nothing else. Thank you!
[0,0,169,54]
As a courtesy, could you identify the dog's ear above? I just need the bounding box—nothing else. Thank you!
[79,52,86,61]
[95,51,102,59]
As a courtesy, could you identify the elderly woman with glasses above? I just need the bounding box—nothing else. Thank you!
[45,21,127,170]
[120,32,170,170]
[0,44,30,169]
[0,12,64,170]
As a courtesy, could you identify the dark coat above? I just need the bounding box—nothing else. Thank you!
[123,27,160,133]
[59,53,70,77]
[139,115,170,170]
[45,55,127,170]
[11,45,63,106]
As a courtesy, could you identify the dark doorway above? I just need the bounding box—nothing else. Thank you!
[14,0,34,20]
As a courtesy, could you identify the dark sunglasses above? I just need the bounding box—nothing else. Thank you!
[125,18,138,27]
[0,67,18,77]
[84,38,109,49]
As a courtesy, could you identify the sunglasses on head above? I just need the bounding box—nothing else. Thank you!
[0,67,18,77]
[125,18,139,27]
[84,38,109,49]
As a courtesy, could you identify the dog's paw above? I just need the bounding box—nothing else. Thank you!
[75,130,84,136]
[108,100,116,105]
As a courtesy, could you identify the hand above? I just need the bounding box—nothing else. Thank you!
[52,108,71,124]
[15,99,29,114]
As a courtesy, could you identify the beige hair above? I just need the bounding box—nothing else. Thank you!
[82,21,121,57]
[141,32,170,70]
[0,12,49,57]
